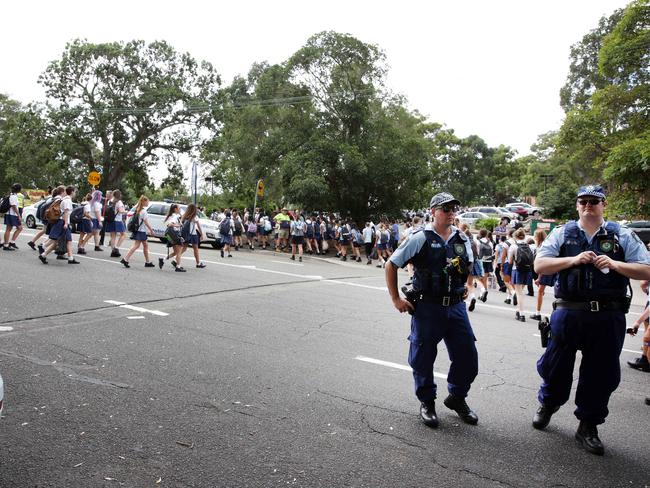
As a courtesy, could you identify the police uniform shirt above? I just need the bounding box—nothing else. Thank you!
[389,226,474,269]
[537,220,650,266]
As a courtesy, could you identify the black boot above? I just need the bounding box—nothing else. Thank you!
[575,421,604,455]
[627,356,650,372]
[443,394,478,425]
[419,401,439,428]
[532,404,559,430]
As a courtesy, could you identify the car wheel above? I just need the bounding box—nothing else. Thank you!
[25,215,36,229]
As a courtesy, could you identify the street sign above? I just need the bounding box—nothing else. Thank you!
[88,171,101,186]
[257,180,265,197]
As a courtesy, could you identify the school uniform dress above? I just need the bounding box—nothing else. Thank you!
[49,197,73,241]
[510,239,531,285]
[81,202,93,233]
[133,210,149,241]
[4,194,21,227]
[106,200,126,233]
[187,218,200,245]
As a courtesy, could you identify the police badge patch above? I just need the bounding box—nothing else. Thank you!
[599,240,614,253]
[454,243,465,255]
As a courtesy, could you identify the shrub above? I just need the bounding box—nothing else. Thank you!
[474,217,500,232]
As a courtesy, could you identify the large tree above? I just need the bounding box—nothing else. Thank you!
[39,39,222,192]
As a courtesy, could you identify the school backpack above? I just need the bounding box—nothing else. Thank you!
[45,198,63,223]
[478,239,493,260]
[219,217,231,235]
[354,229,364,244]
[340,225,351,240]
[247,222,257,233]
[515,242,534,272]
[234,219,243,232]
[105,202,116,223]
[36,198,52,222]
[293,219,305,233]
[127,211,140,233]
[380,230,389,244]
[0,195,10,214]
[264,219,272,232]
[70,205,85,224]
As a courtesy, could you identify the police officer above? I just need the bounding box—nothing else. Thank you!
[532,185,650,455]
[385,192,479,428]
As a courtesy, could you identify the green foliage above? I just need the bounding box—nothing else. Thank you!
[474,217,500,232]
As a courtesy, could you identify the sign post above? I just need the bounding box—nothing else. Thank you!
[88,171,101,187]
[191,161,198,206]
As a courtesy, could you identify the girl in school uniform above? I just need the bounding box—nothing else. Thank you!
[77,193,93,254]
[107,189,127,257]
[79,190,104,251]
[3,183,24,250]
[120,195,155,268]
[38,186,80,265]
[161,203,186,272]
[508,228,531,322]
[181,203,206,268]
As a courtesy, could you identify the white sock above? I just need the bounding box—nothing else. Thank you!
[470,292,476,299]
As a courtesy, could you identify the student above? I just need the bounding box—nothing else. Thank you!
[3,183,24,250]
[107,190,127,257]
[232,210,244,251]
[161,203,186,272]
[27,186,64,252]
[120,195,155,268]
[350,223,363,262]
[80,190,104,252]
[38,186,80,265]
[362,222,375,265]
[77,193,93,254]
[181,203,206,268]
[246,218,257,251]
[290,215,305,262]
[502,229,517,305]
[219,211,234,258]
[508,228,533,322]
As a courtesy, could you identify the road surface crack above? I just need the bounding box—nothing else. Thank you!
[360,405,427,451]
[458,468,518,487]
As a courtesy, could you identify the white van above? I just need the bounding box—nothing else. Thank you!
[127,201,221,248]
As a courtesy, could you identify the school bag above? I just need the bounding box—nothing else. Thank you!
[515,242,534,272]
[479,239,492,260]
[219,217,231,235]
[264,219,272,232]
[247,222,257,233]
[234,219,243,232]
[293,220,305,233]
[105,202,116,223]
[354,229,364,245]
[45,199,63,223]
[127,211,140,233]
[339,225,351,240]
[0,195,10,214]
[70,205,85,224]
[36,199,52,222]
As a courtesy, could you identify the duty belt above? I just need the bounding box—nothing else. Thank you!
[552,299,629,313]
[417,293,464,306]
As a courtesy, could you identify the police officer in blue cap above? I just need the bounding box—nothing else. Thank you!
[385,192,479,428]
[532,184,650,455]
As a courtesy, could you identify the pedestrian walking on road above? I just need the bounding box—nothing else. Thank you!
[38,186,80,265]
[181,203,206,269]
[77,193,93,254]
[532,184,650,455]
[161,203,186,272]
[121,195,155,269]
[385,192,479,429]
[27,186,63,252]
[509,228,534,322]
[107,189,127,257]
[3,183,24,251]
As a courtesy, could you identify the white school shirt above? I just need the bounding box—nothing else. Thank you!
[115,200,125,217]
[166,214,180,228]
[8,194,19,216]
[83,202,92,219]
[137,209,149,232]
[91,201,102,219]
[189,216,199,235]
[61,197,73,224]
[362,226,374,243]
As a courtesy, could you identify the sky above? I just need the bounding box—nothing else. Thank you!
[1,0,629,161]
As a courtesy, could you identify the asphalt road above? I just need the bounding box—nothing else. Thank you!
[0,232,648,488]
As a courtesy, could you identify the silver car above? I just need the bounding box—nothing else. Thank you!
[127,201,222,248]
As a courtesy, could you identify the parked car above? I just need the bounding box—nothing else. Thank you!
[0,371,4,418]
[457,211,489,227]
[506,202,543,218]
[497,207,519,221]
[504,204,529,221]
[23,200,81,231]
[468,206,516,220]
[622,220,650,245]
[126,202,222,248]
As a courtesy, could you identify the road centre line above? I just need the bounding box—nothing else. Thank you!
[0,326,14,332]
[127,316,146,320]
[104,300,169,317]
[355,355,446,379]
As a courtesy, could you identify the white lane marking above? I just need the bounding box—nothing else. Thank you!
[104,300,169,317]
[0,326,14,332]
[324,280,387,291]
[75,255,122,265]
[532,334,641,354]
[355,355,447,379]
[127,316,145,320]
[271,260,303,266]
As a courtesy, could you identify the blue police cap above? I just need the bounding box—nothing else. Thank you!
[429,192,461,208]
[576,185,606,200]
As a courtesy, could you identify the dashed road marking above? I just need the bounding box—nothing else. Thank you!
[355,355,446,379]
[0,326,14,332]
[104,300,169,317]
[127,316,146,320]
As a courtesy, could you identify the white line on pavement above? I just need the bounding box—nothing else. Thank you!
[127,316,146,320]
[355,355,446,379]
[0,326,14,332]
[271,260,303,266]
[104,300,169,317]
[325,280,387,291]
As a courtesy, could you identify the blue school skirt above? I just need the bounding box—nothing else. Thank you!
[511,269,531,285]
[81,219,93,233]
[4,214,21,227]
[49,220,72,241]
[538,274,556,287]
[132,231,147,241]
[92,218,101,231]
[187,234,200,245]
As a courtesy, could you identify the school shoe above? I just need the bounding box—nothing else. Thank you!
[356,257,361,262]
[120,259,130,268]
[527,291,535,297]
[419,401,439,428]
[144,262,155,268]
[77,248,86,255]
[38,244,45,254]
[532,404,559,430]
[220,249,224,258]
[480,291,488,302]
[9,243,18,249]
[27,241,37,251]
[227,254,232,258]
[504,298,512,305]
[94,246,103,252]
[175,267,186,272]
[111,249,121,258]
[3,246,14,251]
[513,294,518,306]
[196,262,206,268]
[468,298,476,312]
[38,255,48,264]
[443,394,478,425]
[645,397,650,406]
[56,255,67,260]
[341,255,347,261]
[499,286,507,293]
[171,260,177,269]
[68,259,80,264]
[515,311,526,322]
[530,313,542,321]
[158,258,164,269]
[575,421,604,456]
[290,255,295,261]
[298,256,302,262]
[627,356,650,372]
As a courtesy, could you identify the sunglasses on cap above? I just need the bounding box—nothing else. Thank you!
[436,204,460,213]
[577,199,602,206]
